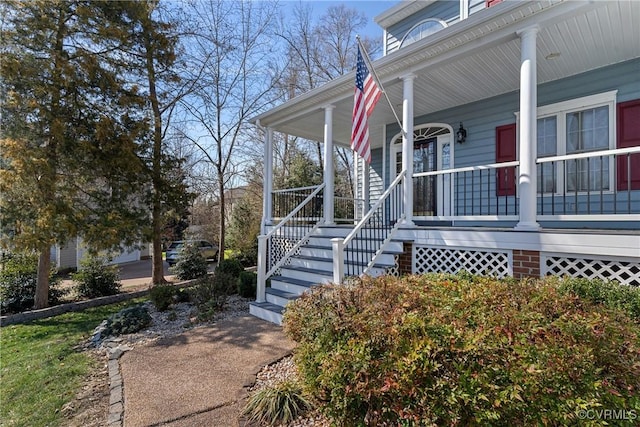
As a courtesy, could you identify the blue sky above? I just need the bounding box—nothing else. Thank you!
[280,0,397,42]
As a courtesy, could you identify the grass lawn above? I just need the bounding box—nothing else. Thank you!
[0,298,146,427]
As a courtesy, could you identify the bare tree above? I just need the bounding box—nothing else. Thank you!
[181,0,282,262]
[275,3,380,198]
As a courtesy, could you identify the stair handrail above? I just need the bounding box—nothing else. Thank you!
[257,183,325,302]
[333,170,406,283]
[343,170,405,246]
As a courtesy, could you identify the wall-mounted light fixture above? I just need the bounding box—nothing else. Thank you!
[456,122,467,144]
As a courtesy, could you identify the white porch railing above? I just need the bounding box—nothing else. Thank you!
[256,183,325,302]
[271,186,363,223]
[410,147,640,221]
[335,196,365,223]
[332,170,406,284]
[412,161,520,221]
[535,146,640,220]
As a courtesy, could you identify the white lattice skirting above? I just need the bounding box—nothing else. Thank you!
[268,236,303,275]
[414,246,511,278]
[543,255,640,286]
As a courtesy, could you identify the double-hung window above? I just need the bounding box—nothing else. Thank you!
[534,91,616,195]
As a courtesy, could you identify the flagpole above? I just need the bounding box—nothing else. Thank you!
[356,35,406,136]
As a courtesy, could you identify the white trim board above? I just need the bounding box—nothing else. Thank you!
[395,228,640,258]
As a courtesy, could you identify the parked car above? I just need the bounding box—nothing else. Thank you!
[165,240,218,266]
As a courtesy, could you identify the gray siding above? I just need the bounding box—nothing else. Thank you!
[385,1,459,54]
[369,147,384,202]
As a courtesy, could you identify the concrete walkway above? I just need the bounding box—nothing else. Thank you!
[119,315,295,427]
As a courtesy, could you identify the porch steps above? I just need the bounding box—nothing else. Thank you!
[250,225,405,325]
[249,301,285,325]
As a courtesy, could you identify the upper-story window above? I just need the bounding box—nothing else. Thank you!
[399,19,447,48]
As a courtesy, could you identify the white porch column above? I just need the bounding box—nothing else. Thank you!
[402,74,416,226]
[515,27,541,231]
[261,126,273,232]
[362,156,370,213]
[323,105,335,224]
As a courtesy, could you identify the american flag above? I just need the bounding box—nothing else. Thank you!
[351,46,382,164]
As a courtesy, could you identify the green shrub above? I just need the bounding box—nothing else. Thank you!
[170,243,208,280]
[103,304,151,336]
[0,252,65,314]
[189,273,235,320]
[558,277,640,320]
[283,274,640,426]
[174,287,191,303]
[231,248,257,268]
[243,381,311,426]
[237,271,257,298]
[72,256,121,299]
[149,285,175,311]
[216,258,243,278]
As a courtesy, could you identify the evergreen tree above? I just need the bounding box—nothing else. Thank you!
[0,1,149,308]
[109,0,195,285]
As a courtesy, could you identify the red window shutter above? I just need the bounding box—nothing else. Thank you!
[496,124,517,196]
[486,0,503,7]
[616,99,640,191]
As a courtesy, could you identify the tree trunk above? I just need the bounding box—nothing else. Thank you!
[34,248,51,309]
[151,199,166,285]
[217,175,225,263]
[142,9,167,286]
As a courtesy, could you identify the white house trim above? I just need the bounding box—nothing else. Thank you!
[395,228,640,258]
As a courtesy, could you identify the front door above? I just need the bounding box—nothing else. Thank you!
[413,138,437,216]
[392,125,453,218]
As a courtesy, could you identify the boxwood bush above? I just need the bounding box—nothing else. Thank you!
[283,274,640,426]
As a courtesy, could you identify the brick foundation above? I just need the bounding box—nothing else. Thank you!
[398,242,413,275]
[512,249,541,279]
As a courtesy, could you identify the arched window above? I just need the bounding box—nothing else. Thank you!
[400,19,447,48]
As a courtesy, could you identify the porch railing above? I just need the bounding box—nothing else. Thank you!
[335,196,365,223]
[536,146,640,219]
[257,183,325,302]
[413,161,520,220]
[332,170,406,283]
[272,185,323,220]
[272,186,363,223]
[410,146,639,221]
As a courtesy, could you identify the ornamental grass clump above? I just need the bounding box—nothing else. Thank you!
[283,274,640,426]
[243,380,311,426]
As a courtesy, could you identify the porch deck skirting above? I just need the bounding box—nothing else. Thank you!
[393,227,640,286]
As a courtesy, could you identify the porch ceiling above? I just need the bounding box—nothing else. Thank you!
[254,0,640,149]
